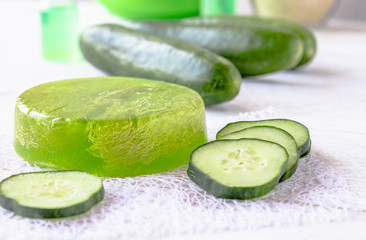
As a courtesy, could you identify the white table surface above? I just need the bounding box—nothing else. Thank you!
[1,1,366,239]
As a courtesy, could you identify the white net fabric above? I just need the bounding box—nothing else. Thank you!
[0,108,364,240]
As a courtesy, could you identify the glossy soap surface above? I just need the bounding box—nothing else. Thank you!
[14,77,207,177]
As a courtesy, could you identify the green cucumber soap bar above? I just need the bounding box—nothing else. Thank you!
[14,77,207,177]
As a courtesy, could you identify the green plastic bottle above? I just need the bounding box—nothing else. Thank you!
[200,0,235,16]
[40,0,81,61]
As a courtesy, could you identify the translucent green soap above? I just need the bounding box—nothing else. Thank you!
[14,77,207,177]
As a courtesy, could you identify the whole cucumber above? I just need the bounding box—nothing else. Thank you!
[182,15,316,68]
[80,24,242,106]
[122,19,304,76]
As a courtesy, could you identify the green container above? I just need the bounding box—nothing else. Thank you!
[200,0,235,16]
[41,0,81,61]
[96,0,199,20]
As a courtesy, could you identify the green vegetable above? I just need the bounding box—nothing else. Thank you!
[182,15,316,68]
[220,126,298,181]
[187,138,288,199]
[123,18,304,76]
[0,171,104,218]
[79,24,242,106]
[217,119,311,157]
[14,77,207,177]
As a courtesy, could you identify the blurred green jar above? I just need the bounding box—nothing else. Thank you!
[41,0,81,61]
[252,0,338,27]
[96,0,199,20]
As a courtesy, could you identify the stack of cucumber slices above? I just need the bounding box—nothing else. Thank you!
[188,119,311,200]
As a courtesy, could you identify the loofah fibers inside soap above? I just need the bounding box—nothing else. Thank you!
[14,77,207,177]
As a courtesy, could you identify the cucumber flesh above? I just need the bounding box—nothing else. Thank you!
[220,126,298,181]
[0,171,104,218]
[188,138,288,199]
[217,119,310,157]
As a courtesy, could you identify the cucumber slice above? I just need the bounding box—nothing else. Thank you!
[187,138,288,199]
[0,171,104,218]
[216,119,310,157]
[220,126,298,181]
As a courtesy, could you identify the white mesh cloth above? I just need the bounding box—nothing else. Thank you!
[0,108,364,240]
